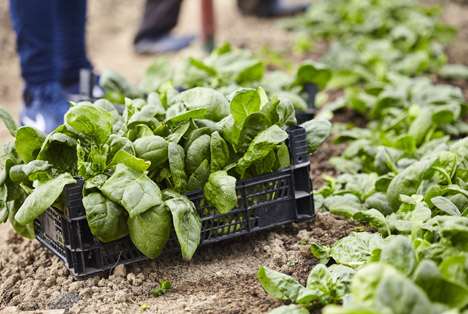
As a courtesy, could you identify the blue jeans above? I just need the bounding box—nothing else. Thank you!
[9,0,93,90]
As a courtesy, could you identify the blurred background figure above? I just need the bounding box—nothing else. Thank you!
[134,0,309,54]
[9,0,97,133]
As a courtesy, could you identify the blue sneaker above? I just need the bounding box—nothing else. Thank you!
[20,82,71,134]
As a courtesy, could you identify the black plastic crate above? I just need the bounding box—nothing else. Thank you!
[34,126,314,280]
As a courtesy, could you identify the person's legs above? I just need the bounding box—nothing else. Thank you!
[134,0,195,54]
[135,0,183,44]
[9,0,73,133]
[9,0,57,89]
[55,0,93,86]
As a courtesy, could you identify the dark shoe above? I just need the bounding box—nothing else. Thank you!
[20,82,71,134]
[240,0,309,17]
[267,1,309,17]
[134,33,196,55]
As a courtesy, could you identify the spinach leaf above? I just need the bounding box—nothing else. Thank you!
[230,88,261,123]
[168,142,187,192]
[236,125,288,178]
[185,159,210,192]
[258,266,320,304]
[351,263,435,314]
[178,87,230,122]
[14,173,76,225]
[236,113,271,154]
[413,259,468,308]
[139,57,173,93]
[101,164,163,218]
[387,157,437,210]
[8,197,35,239]
[328,232,384,267]
[431,196,461,216]
[37,132,78,174]
[107,134,134,160]
[0,106,18,137]
[128,204,171,259]
[210,131,229,172]
[107,150,150,173]
[204,171,237,214]
[164,191,202,260]
[133,135,169,169]
[185,134,211,174]
[65,103,113,145]
[15,127,47,163]
[83,192,128,242]
[300,119,332,154]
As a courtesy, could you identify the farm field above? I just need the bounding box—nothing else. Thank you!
[0,0,468,313]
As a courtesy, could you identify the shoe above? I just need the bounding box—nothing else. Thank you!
[267,1,309,17]
[241,0,309,17]
[20,82,71,134]
[62,69,105,101]
[134,33,196,55]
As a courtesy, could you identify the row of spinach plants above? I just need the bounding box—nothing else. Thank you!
[258,0,468,313]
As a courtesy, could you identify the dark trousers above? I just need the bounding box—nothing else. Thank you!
[9,0,92,89]
[134,0,276,44]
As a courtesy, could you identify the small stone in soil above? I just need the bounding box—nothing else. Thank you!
[47,292,80,310]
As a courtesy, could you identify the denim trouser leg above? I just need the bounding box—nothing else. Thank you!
[9,0,57,89]
[56,0,93,85]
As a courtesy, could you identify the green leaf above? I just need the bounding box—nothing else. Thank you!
[15,173,76,225]
[8,197,35,239]
[387,157,437,210]
[292,62,332,90]
[168,143,187,192]
[101,164,163,218]
[236,125,288,177]
[204,171,237,214]
[166,120,191,144]
[230,89,261,123]
[14,127,47,163]
[258,266,319,304]
[353,209,389,235]
[352,263,435,314]
[164,191,202,260]
[165,108,208,125]
[0,106,18,137]
[65,104,113,145]
[269,305,310,314]
[140,57,173,93]
[210,131,229,172]
[431,196,461,216]
[128,204,171,259]
[310,242,330,263]
[413,259,468,308]
[133,135,169,169]
[236,113,271,154]
[439,64,468,79]
[83,192,128,242]
[329,232,384,267]
[300,119,332,154]
[365,192,394,216]
[179,87,230,122]
[107,150,150,173]
[185,134,211,174]
[373,235,416,276]
[185,159,210,192]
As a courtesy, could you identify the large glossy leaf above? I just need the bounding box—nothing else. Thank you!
[101,164,163,218]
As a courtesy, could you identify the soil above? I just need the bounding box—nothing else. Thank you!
[0,0,467,313]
